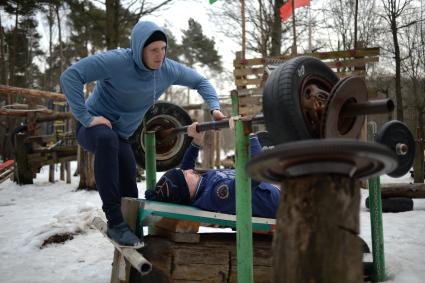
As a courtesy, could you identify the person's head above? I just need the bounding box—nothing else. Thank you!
[145,168,200,204]
[130,21,167,70]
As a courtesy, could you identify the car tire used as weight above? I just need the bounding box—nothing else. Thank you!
[263,56,339,145]
[129,102,193,171]
[365,196,414,213]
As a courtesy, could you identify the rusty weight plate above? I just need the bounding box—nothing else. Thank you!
[376,120,415,178]
[322,76,367,139]
[246,139,398,183]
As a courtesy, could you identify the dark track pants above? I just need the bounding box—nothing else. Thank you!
[76,123,138,226]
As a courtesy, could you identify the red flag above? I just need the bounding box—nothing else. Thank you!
[280,0,311,22]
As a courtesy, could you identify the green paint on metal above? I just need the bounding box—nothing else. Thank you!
[232,92,254,283]
[137,205,273,232]
[145,131,157,190]
[367,122,387,281]
[145,131,157,236]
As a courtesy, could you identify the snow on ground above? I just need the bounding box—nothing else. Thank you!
[0,162,424,282]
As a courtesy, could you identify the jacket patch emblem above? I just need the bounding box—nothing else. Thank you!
[216,184,229,200]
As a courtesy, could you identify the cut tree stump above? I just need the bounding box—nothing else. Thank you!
[273,175,362,283]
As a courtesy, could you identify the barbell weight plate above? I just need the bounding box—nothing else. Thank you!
[375,120,415,178]
[129,102,193,171]
[246,139,398,183]
[322,76,367,139]
[263,56,339,145]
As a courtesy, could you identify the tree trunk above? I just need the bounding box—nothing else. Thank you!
[270,0,283,56]
[55,3,64,75]
[391,15,404,121]
[291,0,297,54]
[414,127,424,183]
[77,146,96,190]
[106,0,120,49]
[273,175,362,283]
[9,6,18,86]
[0,14,6,84]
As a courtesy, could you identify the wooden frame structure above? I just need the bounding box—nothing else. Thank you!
[0,85,76,184]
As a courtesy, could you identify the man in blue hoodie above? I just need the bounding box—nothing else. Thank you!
[145,123,281,219]
[60,21,225,247]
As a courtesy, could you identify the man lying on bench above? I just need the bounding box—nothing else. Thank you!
[145,122,281,219]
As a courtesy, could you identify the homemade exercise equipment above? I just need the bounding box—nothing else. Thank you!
[245,56,414,283]
[97,55,415,283]
[130,79,395,173]
[0,85,76,184]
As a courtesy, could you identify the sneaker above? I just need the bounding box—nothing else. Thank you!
[107,222,144,248]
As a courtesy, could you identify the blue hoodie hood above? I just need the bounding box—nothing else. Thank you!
[130,21,167,71]
[60,20,220,139]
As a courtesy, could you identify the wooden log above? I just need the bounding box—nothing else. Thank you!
[380,183,425,198]
[14,133,34,184]
[274,175,362,283]
[132,233,273,283]
[0,84,66,101]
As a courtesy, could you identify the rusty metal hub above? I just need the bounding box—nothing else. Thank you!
[300,75,334,138]
[140,114,187,161]
[246,139,398,183]
[321,76,368,139]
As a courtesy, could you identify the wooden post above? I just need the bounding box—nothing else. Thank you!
[110,198,141,283]
[14,133,34,184]
[66,161,71,184]
[414,127,424,183]
[273,175,362,283]
[49,164,55,183]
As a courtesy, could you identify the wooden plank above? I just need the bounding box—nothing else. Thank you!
[239,95,263,116]
[239,95,262,105]
[233,47,380,67]
[326,57,379,69]
[336,70,367,77]
[235,78,263,87]
[236,88,263,96]
[234,67,265,76]
[151,218,200,243]
[139,200,275,232]
[0,84,66,101]
[24,135,56,144]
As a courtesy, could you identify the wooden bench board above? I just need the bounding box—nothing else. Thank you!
[138,200,275,233]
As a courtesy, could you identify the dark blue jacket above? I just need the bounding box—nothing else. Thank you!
[180,135,280,218]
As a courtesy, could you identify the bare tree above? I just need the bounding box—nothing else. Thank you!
[321,0,381,50]
[103,0,174,49]
[210,0,293,57]
[380,0,415,121]
[401,9,424,124]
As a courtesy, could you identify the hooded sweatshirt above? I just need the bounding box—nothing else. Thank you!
[60,21,220,139]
